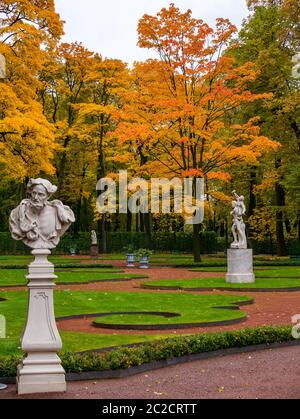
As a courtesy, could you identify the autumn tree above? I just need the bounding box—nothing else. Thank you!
[231,0,300,255]
[39,42,96,195]
[0,0,63,181]
[116,4,279,261]
[72,57,130,251]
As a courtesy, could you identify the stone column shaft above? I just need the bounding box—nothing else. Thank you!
[17,249,66,395]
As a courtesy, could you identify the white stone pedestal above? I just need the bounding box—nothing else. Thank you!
[226,249,255,284]
[17,249,66,395]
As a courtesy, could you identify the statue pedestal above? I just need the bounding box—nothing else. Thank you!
[17,249,66,395]
[90,245,99,258]
[226,249,255,284]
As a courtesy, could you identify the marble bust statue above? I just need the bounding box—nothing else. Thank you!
[9,178,75,249]
[230,191,247,250]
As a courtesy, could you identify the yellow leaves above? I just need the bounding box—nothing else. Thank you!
[0,0,64,182]
[248,208,276,242]
[254,170,279,194]
[210,191,232,204]
[249,136,281,154]
[0,81,56,180]
[75,103,116,122]
[207,172,231,182]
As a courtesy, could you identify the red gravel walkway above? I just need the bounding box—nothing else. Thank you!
[1,345,300,399]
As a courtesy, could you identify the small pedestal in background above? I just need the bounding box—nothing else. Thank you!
[90,245,99,258]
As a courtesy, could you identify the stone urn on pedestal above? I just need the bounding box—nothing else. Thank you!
[226,191,255,284]
[123,246,136,268]
[135,249,152,269]
[9,178,75,395]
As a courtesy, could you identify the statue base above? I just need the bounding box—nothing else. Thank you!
[90,245,99,258]
[17,353,66,395]
[226,249,255,284]
[17,249,66,395]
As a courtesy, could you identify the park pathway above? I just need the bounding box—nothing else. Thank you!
[1,344,300,399]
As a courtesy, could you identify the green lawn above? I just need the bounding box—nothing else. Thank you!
[0,269,147,286]
[142,277,300,291]
[0,290,251,355]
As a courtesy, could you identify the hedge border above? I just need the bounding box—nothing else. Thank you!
[65,340,300,381]
[0,325,298,383]
[141,284,300,293]
[56,311,180,322]
[92,316,247,330]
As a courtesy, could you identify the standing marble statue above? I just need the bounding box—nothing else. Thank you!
[226,191,255,284]
[91,230,97,246]
[230,191,247,249]
[9,178,75,395]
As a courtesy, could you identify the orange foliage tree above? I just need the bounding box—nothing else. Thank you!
[115,4,280,261]
[0,0,63,180]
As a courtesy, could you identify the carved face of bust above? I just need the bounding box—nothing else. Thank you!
[30,185,49,211]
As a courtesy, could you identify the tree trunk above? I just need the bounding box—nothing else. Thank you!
[220,221,225,238]
[74,198,82,235]
[127,211,132,232]
[275,160,287,256]
[101,215,108,253]
[56,136,71,196]
[193,223,202,262]
[270,233,274,257]
[144,213,152,248]
[248,169,257,217]
[83,197,89,232]
[140,212,144,232]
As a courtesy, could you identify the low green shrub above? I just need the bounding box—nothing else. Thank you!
[0,325,295,378]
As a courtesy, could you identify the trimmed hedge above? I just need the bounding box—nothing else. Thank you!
[0,230,298,256]
[0,231,218,255]
[0,325,295,378]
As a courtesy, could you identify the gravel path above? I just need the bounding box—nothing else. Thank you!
[1,345,300,399]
